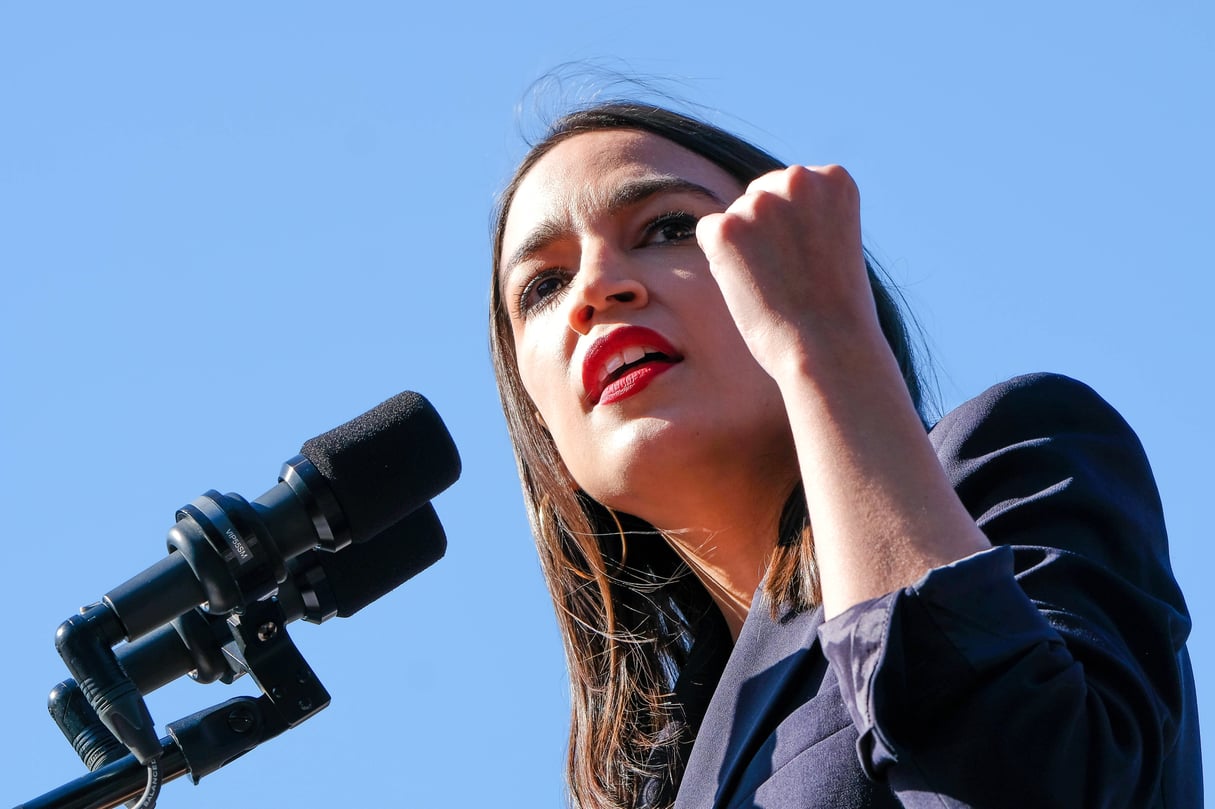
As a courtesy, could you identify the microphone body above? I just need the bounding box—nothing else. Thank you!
[138,502,447,693]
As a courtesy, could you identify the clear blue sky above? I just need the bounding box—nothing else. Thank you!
[3,3,1211,806]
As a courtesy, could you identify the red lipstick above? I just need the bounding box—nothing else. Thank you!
[581,326,682,406]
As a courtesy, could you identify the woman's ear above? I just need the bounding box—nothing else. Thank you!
[533,410,549,430]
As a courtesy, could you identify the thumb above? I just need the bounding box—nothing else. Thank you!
[695,211,727,263]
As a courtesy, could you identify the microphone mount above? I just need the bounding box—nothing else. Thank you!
[24,593,329,809]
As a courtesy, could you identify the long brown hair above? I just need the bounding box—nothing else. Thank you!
[489,102,926,808]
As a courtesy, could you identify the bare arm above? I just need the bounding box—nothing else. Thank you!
[696,165,989,619]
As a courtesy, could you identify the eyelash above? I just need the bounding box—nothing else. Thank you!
[515,210,701,317]
[644,210,698,245]
[516,268,572,317]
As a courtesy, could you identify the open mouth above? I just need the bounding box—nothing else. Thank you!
[583,327,683,406]
[600,345,676,386]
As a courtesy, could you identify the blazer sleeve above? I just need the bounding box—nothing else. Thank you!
[817,373,1197,808]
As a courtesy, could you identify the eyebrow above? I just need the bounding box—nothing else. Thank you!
[500,175,727,283]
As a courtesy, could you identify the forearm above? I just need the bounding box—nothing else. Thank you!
[774,326,988,619]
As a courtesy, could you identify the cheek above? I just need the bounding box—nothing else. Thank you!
[514,350,583,486]
[514,342,605,488]
[515,334,574,433]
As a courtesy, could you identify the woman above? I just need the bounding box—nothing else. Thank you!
[489,102,1199,808]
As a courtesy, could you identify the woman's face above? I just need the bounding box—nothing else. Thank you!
[498,129,796,524]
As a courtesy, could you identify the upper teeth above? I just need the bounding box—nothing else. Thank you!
[601,345,656,382]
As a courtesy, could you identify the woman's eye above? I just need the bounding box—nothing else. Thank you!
[518,270,569,315]
[642,211,698,246]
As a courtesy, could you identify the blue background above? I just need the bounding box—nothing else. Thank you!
[3,3,1210,805]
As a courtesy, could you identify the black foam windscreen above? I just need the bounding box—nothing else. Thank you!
[299,391,461,544]
[316,502,447,618]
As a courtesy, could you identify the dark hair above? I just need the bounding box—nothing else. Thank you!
[490,102,927,809]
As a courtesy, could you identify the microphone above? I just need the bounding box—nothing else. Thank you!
[136,501,447,690]
[102,390,459,642]
[50,504,447,772]
[54,390,461,764]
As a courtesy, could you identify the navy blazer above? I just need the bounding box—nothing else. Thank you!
[670,374,1201,808]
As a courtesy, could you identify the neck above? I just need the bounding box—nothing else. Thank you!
[656,485,791,642]
[605,427,800,642]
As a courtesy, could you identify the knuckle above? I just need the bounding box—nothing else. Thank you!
[821,164,859,196]
[784,164,817,194]
[714,209,749,241]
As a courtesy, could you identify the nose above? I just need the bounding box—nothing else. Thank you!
[566,244,648,335]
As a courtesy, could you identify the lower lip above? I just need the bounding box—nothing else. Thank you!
[597,362,676,406]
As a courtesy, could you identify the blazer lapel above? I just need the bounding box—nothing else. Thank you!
[675,593,827,808]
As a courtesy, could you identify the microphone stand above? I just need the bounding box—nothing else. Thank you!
[18,596,331,809]
[18,695,276,809]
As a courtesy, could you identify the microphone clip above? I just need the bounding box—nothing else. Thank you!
[222,596,331,729]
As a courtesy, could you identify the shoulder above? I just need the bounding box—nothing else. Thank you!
[929,372,1141,457]
[928,373,1156,501]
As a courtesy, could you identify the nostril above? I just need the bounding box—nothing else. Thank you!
[611,291,636,303]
